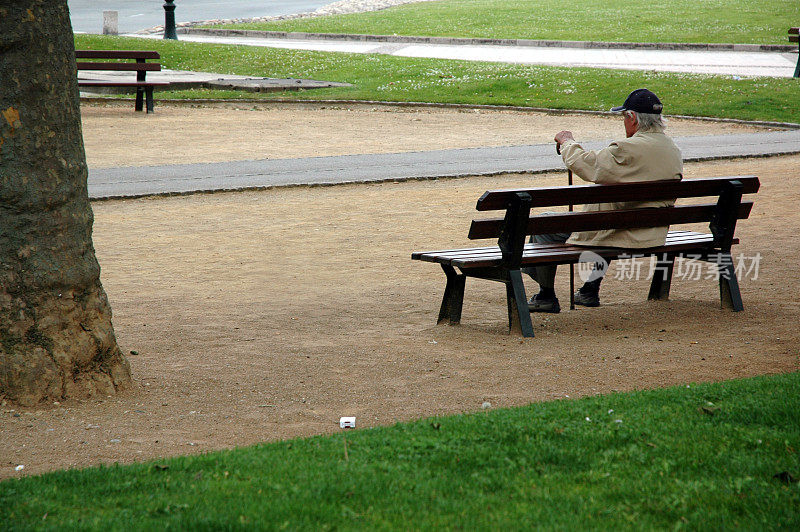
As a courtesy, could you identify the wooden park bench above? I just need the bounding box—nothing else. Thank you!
[790,27,799,78]
[412,176,760,337]
[76,50,170,113]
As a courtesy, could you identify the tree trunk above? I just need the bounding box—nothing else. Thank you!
[0,1,131,405]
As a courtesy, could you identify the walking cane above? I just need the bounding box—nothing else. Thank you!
[557,142,576,310]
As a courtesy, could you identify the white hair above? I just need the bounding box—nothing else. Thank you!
[625,110,666,132]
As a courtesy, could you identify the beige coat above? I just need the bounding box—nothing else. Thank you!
[560,131,683,248]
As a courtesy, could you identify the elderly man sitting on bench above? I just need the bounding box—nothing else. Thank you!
[526,88,684,313]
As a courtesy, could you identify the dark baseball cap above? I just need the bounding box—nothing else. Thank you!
[611,88,663,114]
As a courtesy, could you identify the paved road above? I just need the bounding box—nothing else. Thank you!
[68,0,332,33]
[88,130,800,199]
[144,32,798,78]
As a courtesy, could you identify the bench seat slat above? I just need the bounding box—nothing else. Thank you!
[410,230,702,260]
[412,231,711,261]
[476,176,759,211]
[417,234,733,268]
[413,231,736,269]
[455,237,730,269]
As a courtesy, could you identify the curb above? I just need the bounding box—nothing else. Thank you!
[79,97,800,131]
[179,28,796,53]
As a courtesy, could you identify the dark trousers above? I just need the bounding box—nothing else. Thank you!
[522,232,571,290]
[523,232,608,294]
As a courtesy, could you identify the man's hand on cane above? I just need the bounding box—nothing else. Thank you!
[554,130,574,152]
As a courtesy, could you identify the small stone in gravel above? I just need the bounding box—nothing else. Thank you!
[481,401,492,409]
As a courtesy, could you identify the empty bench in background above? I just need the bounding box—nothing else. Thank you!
[412,176,760,337]
[790,27,799,78]
[75,50,170,113]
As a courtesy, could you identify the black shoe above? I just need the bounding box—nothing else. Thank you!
[573,290,600,307]
[528,293,561,313]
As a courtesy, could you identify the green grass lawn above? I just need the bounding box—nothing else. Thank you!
[214,0,799,45]
[2,371,799,529]
[75,35,800,124]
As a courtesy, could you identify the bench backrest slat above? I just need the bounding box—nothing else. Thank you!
[75,50,161,60]
[476,176,759,211]
[76,62,161,72]
[468,201,753,240]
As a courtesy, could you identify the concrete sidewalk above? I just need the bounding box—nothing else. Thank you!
[88,130,800,199]
[131,30,798,78]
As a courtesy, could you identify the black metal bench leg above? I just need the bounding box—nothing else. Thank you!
[716,252,743,311]
[145,87,154,113]
[135,87,144,112]
[506,270,534,338]
[795,42,800,78]
[437,265,466,325]
[648,253,675,301]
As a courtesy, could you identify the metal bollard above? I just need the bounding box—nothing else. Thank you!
[163,0,178,40]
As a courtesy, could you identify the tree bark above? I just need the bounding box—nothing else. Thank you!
[0,0,131,405]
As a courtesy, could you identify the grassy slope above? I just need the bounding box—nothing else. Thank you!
[75,35,800,124]
[2,372,799,529]
[217,0,799,45]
